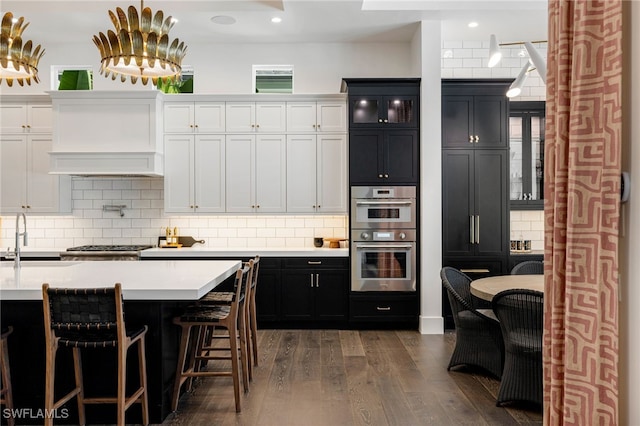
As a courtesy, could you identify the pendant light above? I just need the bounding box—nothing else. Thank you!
[524,41,546,84]
[93,1,187,85]
[506,62,532,98]
[487,34,502,68]
[0,12,45,87]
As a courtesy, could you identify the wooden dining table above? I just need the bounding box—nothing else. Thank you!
[470,274,544,301]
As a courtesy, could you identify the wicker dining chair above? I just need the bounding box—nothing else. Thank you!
[42,283,149,426]
[440,267,504,379]
[492,289,544,407]
[510,260,544,275]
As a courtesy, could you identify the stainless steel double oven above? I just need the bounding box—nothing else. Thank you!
[350,186,417,292]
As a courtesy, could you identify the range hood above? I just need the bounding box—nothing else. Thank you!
[48,91,164,176]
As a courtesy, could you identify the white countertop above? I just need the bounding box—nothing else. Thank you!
[7,246,349,259]
[140,246,349,258]
[0,260,241,301]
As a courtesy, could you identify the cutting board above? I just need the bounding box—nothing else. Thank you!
[158,236,205,247]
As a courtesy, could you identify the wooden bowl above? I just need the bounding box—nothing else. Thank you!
[324,238,346,248]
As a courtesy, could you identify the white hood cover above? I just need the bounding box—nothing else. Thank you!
[48,91,164,176]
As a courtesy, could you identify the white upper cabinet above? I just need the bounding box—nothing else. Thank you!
[0,134,71,214]
[286,101,347,133]
[164,134,226,214]
[286,133,347,214]
[0,101,52,134]
[164,102,225,133]
[225,102,286,133]
[225,134,286,213]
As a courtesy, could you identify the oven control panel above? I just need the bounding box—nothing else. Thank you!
[352,229,416,242]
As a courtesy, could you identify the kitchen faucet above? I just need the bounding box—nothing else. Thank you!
[10,213,28,268]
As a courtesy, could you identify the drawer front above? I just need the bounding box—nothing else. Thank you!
[284,257,348,269]
[350,297,418,320]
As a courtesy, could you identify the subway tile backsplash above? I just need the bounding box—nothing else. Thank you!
[510,210,544,251]
[0,177,347,249]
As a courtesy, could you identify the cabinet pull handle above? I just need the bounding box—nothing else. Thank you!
[460,268,490,273]
[308,261,322,265]
[470,215,475,244]
[475,215,480,244]
[310,274,314,288]
[474,135,479,143]
[316,273,319,287]
[376,306,391,311]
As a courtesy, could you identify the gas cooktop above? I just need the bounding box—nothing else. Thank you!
[66,245,153,252]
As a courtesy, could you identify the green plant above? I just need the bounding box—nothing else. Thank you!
[58,70,93,90]
[157,76,193,94]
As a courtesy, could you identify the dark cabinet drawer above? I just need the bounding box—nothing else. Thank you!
[350,295,418,321]
[283,257,348,269]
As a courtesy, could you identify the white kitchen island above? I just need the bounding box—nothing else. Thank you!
[0,259,241,424]
[0,259,241,300]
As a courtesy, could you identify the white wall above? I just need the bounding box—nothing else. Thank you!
[0,42,415,95]
[415,21,444,334]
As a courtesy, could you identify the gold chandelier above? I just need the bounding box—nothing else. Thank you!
[0,12,45,87]
[93,1,187,85]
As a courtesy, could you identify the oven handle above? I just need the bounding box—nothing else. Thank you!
[355,244,414,250]
[355,201,413,206]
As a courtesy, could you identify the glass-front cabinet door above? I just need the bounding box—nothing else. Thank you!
[350,95,417,128]
[509,101,545,209]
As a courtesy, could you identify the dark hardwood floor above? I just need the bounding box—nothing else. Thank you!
[162,329,543,426]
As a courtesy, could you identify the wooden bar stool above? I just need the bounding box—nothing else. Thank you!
[171,262,252,413]
[197,255,260,380]
[0,326,14,426]
[247,255,260,373]
[42,283,149,426]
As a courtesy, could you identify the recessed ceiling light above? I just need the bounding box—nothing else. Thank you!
[211,15,236,25]
[468,22,479,28]
[271,17,282,24]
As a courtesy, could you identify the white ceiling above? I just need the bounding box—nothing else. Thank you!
[2,0,548,46]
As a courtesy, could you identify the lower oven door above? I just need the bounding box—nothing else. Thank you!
[351,242,416,291]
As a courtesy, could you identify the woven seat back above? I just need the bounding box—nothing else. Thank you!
[440,267,474,314]
[251,255,260,290]
[492,289,544,352]
[43,285,125,346]
[510,260,544,275]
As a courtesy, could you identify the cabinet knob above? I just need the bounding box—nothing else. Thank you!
[317,124,320,129]
[190,124,194,128]
[256,124,260,128]
[384,174,389,178]
[383,119,388,123]
[195,124,199,128]
[378,174,383,178]
[251,205,255,208]
[251,124,255,128]
[313,124,317,129]
[190,205,194,208]
[22,125,27,129]
[469,135,474,143]
[317,205,321,209]
[195,205,199,208]
[256,205,260,208]
[378,118,383,123]
[475,135,479,143]
[26,125,31,129]
[21,205,26,209]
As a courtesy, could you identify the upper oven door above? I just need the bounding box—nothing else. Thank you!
[351,198,415,229]
[350,186,416,229]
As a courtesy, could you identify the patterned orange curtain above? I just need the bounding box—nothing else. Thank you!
[544,0,622,424]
